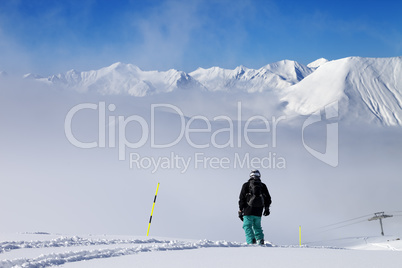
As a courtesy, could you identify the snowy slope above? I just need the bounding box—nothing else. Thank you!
[307,236,402,251]
[36,63,202,96]
[190,60,313,92]
[0,233,401,268]
[281,56,402,126]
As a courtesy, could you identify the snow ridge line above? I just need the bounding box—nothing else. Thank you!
[0,240,270,268]
[0,236,172,254]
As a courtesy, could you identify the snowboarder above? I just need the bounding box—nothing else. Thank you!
[238,169,271,245]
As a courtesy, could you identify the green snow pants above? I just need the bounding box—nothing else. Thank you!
[243,215,264,244]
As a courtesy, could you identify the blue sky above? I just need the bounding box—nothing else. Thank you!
[0,0,401,75]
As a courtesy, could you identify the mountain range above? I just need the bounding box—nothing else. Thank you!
[20,56,402,126]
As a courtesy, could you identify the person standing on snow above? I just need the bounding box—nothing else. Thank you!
[238,169,271,245]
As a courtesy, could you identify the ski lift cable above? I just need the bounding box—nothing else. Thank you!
[317,219,368,233]
[302,212,402,239]
[317,214,373,229]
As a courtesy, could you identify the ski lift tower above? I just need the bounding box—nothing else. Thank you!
[368,212,393,236]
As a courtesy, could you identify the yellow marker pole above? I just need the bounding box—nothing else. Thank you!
[299,225,302,246]
[147,183,160,236]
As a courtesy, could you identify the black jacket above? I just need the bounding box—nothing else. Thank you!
[239,178,271,217]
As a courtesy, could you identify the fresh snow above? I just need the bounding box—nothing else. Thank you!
[0,234,401,268]
[307,236,402,251]
[72,246,401,268]
[0,234,266,268]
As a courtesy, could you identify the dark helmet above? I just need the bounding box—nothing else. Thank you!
[249,169,261,179]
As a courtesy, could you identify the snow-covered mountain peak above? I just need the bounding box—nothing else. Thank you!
[261,59,313,82]
[65,69,81,79]
[234,64,247,72]
[190,66,231,78]
[31,62,202,96]
[94,62,142,77]
[262,59,301,69]
[109,61,124,69]
[307,58,329,69]
[23,73,44,79]
[282,56,402,126]
[189,60,313,92]
[23,56,402,126]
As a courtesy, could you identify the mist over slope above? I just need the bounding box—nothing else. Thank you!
[22,56,402,126]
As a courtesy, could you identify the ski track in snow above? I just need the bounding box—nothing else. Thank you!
[0,237,272,268]
[1,235,401,267]
[0,236,172,254]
